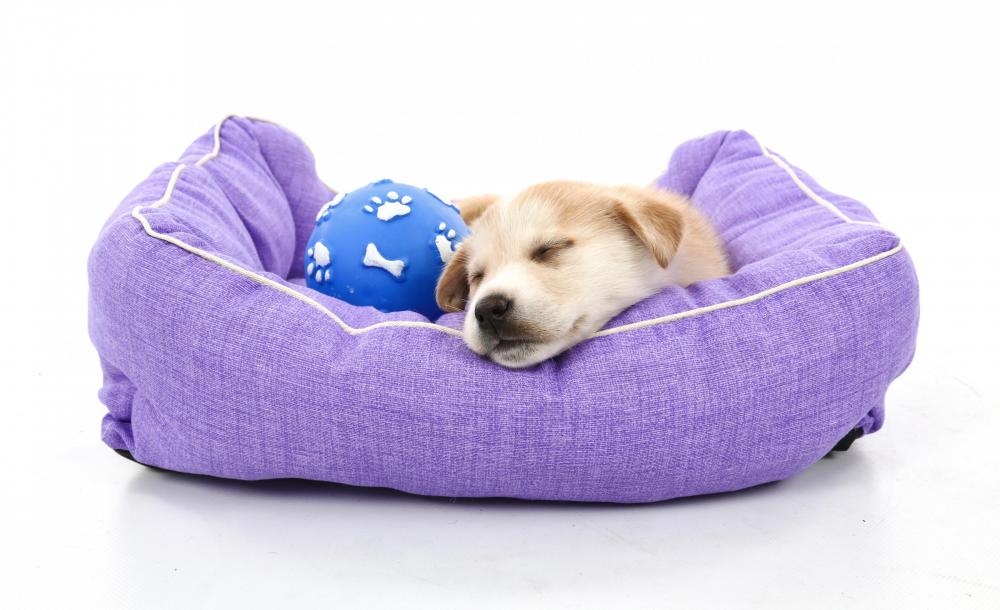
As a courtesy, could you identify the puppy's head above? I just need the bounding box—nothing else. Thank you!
[436,181,684,368]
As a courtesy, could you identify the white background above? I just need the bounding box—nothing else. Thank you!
[2,1,998,608]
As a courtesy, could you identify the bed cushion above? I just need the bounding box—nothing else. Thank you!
[88,116,918,503]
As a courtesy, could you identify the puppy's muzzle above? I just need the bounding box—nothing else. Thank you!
[474,293,513,337]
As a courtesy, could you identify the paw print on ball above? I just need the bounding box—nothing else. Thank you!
[306,241,332,283]
[364,190,413,221]
[434,222,459,263]
[315,192,345,225]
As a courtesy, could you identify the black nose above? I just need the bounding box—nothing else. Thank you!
[475,294,513,335]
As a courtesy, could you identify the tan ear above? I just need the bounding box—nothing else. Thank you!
[436,246,471,312]
[612,189,685,268]
[455,194,499,226]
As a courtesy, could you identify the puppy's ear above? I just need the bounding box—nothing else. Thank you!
[612,189,685,268]
[456,194,499,226]
[436,246,471,312]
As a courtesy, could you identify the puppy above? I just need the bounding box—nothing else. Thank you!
[436,181,730,368]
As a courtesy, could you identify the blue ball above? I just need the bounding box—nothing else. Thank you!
[305,179,470,319]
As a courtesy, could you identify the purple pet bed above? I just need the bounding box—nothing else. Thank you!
[88,117,918,503]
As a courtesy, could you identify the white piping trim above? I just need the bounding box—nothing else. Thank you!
[149,164,186,209]
[130,116,902,341]
[592,243,902,337]
[130,206,463,337]
[750,133,883,228]
[194,118,226,167]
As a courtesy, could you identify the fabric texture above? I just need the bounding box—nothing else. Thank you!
[88,117,919,503]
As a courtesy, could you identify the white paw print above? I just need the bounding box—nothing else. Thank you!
[364,190,412,221]
[306,241,332,283]
[315,192,345,224]
[434,222,459,263]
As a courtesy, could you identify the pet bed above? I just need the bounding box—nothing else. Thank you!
[88,116,918,503]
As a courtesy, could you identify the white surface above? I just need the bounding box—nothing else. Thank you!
[1,1,998,608]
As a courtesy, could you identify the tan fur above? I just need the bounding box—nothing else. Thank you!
[435,247,471,313]
[438,181,730,368]
[456,194,501,226]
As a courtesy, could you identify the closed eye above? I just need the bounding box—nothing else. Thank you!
[469,270,485,284]
[530,238,574,263]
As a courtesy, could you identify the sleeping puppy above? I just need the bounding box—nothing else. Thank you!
[435,181,730,368]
